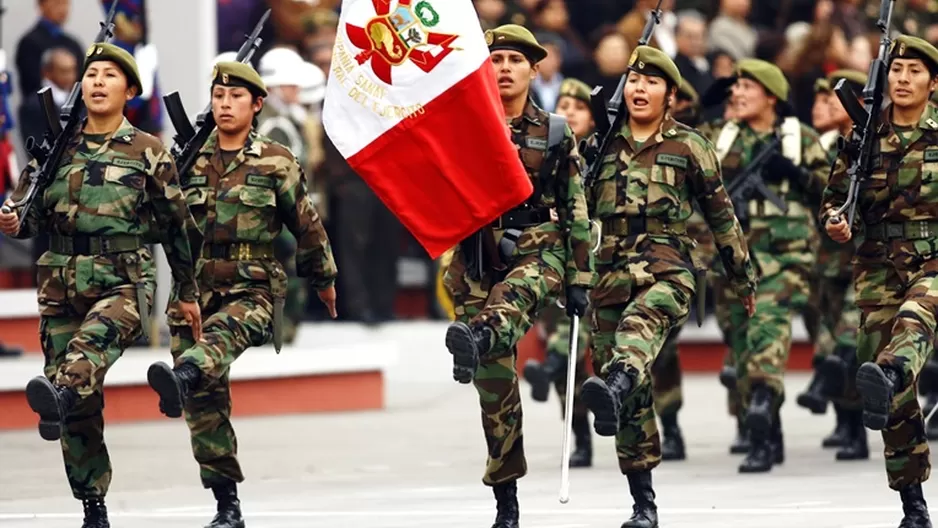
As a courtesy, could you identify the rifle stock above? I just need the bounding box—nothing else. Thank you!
[833,81,868,129]
[1,0,119,218]
[724,136,788,222]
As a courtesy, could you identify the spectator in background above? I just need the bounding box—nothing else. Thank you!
[474,0,507,30]
[531,32,565,111]
[583,26,631,103]
[617,0,677,57]
[531,0,590,76]
[786,23,850,124]
[708,0,757,60]
[14,0,84,99]
[673,10,713,97]
[216,0,275,65]
[564,0,630,42]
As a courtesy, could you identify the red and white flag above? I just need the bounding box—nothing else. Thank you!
[322,0,532,258]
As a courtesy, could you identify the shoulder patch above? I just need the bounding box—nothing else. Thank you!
[185,175,208,187]
[246,174,278,189]
[525,137,548,150]
[109,157,147,172]
[925,149,938,162]
[655,153,689,169]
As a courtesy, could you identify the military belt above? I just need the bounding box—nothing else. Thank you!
[493,208,551,229]
[50,233,144,256]
[866,221,938,242]
[601,216,686,237]
[202,242,275,260]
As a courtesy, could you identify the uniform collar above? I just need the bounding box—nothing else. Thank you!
[202,129,264,157]
[618,115,679,153]
[880,102,938,152]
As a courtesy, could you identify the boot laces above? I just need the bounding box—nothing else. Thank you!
[82,498,106,522]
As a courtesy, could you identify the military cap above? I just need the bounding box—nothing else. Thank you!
[736,58,789,102]
[212,61,268,97]
[485,24,548,63]
[84,42,142,94]
[677,78,699,103]
[814,78,831,94]
[827,69,868,94]
[558,78,591,104]
[890,35,938,74]
[628,45,682,87]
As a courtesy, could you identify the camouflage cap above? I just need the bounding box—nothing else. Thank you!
[84,42,142,94]
[212,61,268,97]
[485,24,548,63]
[890,35,938,73]
[677,78,699,103]
[827,69,868,94]
[737,58,789,102]
[628,45,682,87]
[814,78,831,94]
[558,78,591,104]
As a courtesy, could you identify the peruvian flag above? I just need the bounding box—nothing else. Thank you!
[322,0,532,258]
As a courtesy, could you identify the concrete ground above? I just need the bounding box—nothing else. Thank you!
[0,321,934,528]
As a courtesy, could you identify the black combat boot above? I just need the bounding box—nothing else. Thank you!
[898,483,932,528]
[582,369,633,436]
[739,426,774,473]
[819,353,849,399]
[24,376,78,441]
[796,368,829,415]
[206,480,245,528]
[770,412,784,465]
[569,414,592,468]
[729,416,750,455]
[522,350,566,402]
[491,480,519,528]
[660,412,686,461]
[745,384,775,436]
[834,408,869,460]
[81,498,109,528]
[718,365,736,391]
[147,361,202,418]
[822,405,849,448]
[621,471,658,528]
[445,321,493,384]
[856,362,901,430]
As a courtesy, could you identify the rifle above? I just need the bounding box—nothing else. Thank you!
[1,1,119,222]
[723,135,789,225]
[830,0,894,228]
[582,0,663,187]
[162,8,271,179]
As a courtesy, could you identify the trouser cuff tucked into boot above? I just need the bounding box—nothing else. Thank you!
[898,482,931,528]
[491,480,519,528]
[208,480,245,528]
[621,471,658,528]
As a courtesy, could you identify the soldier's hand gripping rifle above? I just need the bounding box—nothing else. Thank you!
[581,0,663,186]
[829,0,894,228]
[723,135,788,225]
[0,1,120,224]
[163,9,271,178]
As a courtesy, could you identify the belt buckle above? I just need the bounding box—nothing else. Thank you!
[237,243,251,260]
[917,221,929,240]
[74,237,90,255]
[887,223,903,239]
[99,237,111,254]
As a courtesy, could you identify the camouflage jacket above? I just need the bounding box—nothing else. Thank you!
[703,119,832,274]
[816,130,853,279]
[11,117,199,302]
[587,116,757,306]
[182,130,337,291]
[821,103,938,265]
[504,99,594,288]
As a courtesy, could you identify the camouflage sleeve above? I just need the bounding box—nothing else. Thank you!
[277,153,337,290]
[147,149,200,303]
[820,145,850,227]
[556,127,596,288]
[799,126,835,203]
[7,160,46,239]
[687,133,757,298]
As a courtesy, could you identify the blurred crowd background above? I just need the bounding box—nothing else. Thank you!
[0,0,936,349]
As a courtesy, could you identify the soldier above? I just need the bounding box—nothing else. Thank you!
[0,43,202,528]
[581,46,757,528]
[145,62,337,528]
[522,77,596,469]
[442,25,594,528]
[701,59,833,474]
[823,35,938,527]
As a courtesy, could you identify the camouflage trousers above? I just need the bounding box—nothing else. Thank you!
[170,287,274,487]
[543,305,590,425]
[39,286,150,499]
[652,327,683,418]
[814,274,862,409]
[854,259,934,490]
[444,247,565,485]
[714,262,811,407]
[274,230,307,344]
[591,267,696,474]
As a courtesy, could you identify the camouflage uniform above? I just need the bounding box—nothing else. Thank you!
[820,38,938,505]
[701,59,833,473]
[583,48,756,483]
[14,44,199,515]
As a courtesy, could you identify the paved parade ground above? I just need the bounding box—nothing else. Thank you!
[1,322,935,528]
